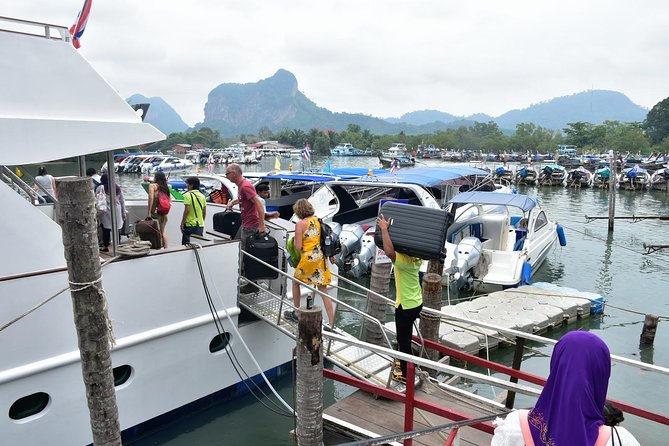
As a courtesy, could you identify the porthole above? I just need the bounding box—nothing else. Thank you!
[9,392,50,420]
[209,332,231,353]
[113,365,133,387]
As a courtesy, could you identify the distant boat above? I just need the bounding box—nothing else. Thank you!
[618,166,650,191]
[538,164,567,186]
[649,168,669,191]
[513,166,539,185]
[566,167,593,188]
[330,143,366,156]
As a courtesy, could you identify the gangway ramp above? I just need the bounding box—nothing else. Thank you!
[238,288,396,388]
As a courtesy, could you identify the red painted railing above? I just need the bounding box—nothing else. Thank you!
[415,335,669,426]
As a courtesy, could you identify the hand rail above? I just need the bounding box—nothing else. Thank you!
[240,248,395,350]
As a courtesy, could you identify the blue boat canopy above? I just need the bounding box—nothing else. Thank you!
[370,166,489,186]
[449,191,538,212]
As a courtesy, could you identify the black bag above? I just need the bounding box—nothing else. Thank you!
[318,218,341,257]
[135,217,162,249]
[243,232,279,280]
[213,211,241,238]
[373,202,449,260]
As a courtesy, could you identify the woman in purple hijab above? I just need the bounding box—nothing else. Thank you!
[491,331,640,446]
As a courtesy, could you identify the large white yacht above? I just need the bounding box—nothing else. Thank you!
[0,16,294,445]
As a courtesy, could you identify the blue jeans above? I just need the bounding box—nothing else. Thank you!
[181,225,203,245]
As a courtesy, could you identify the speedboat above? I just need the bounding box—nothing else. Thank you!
[0,17,295,445]
[440,191,564,293]
[618,166,650,191]
[538,164,566,186]
[566,167,593,188]
[304,167,491,277]
[145,155,195,174]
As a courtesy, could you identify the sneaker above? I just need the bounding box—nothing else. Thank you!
[283,310,298,322]
[239,283,257,294]
[391,370,406,384]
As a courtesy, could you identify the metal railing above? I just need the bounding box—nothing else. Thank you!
[0,16,71,41]
[0,166,44,204]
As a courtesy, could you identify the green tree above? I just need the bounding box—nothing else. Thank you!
[644,97,669,144]
[563,122,594,147]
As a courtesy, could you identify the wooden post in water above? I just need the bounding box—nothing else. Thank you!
[640,314,659,345]
[419,272,442,362]
[295,307,324,446]
[363,255,392,346]
[608,154,617,232]
[56,177,121,446]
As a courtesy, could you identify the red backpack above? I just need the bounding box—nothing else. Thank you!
[156,191,171,215]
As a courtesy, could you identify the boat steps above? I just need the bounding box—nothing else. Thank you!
[238,288,395,388]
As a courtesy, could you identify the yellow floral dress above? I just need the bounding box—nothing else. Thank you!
[294,217,331,286]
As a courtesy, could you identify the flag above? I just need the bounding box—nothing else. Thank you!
[70,0,93,49]
[302,144,311,163]
[274,156,281,170]
[390,158,400,174]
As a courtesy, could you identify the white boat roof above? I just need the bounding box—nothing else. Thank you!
[0,18,165,165]
[449,191,539,212]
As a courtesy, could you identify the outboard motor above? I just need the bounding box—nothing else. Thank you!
[335,223,364,270]
[349,235,375,278]
[450,237,482,291]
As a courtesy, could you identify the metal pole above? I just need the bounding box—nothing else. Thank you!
[403,362,416,446]
[105,151,120,255]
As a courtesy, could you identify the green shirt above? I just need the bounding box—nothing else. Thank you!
[183,190,206,227]
[393,252,423,309]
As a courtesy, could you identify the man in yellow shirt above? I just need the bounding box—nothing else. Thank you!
[377,214,423,383]
[180,177,206,245]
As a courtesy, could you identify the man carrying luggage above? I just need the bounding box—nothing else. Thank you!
[180,177,206,245]
[225,164,266,292]
[376,214,423,384]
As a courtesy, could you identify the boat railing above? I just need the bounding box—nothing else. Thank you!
[0,16,70,41]
[0,165,48,205]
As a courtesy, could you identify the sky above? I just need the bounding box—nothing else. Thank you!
[3,1,668,127]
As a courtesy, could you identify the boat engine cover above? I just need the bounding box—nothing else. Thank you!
[454,237,482,273]
[338,223,364,257]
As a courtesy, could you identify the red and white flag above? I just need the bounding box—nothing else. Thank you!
[69,0,92,49]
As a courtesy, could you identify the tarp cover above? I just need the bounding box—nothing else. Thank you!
[0,29,164,165]
[449,191,538,212]
[372,166,489,186]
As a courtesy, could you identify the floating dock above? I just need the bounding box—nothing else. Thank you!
[436,285,596,354]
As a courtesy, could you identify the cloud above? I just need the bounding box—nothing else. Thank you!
[3,0,667,126]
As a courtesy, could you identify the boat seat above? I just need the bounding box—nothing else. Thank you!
[480,213,508,251]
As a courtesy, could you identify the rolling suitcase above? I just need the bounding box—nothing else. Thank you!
[243,232,279,280]
[135,217,162,249]
[213,211,241,238]
[374,201,450,260]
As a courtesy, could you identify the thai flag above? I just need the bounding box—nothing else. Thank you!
[69,0,92,49]
[302,144,311,162]
[390,158,401,174]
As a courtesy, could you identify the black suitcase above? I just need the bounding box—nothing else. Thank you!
[374,202,450,260]
[243,232,279,280]
[213,211,241,238]
[135,217,162,249]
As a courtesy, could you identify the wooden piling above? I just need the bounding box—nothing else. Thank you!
[419,273,443,362]
[296,307,324,446]
[608,157,617,232]
[640,314,659,345]
[56,177,121,446]
[363,259,392,346]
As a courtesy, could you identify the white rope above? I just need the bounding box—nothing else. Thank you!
[68,276,103,292]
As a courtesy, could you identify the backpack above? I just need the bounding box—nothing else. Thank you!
[156,191,171,215]
[318,218,341,257]
[95,186,108,212]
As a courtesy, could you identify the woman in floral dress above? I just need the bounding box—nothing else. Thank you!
[285,198,335,326]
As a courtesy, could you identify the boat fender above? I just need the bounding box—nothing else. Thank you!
[556,224,567,247]
[521,261,532,285]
